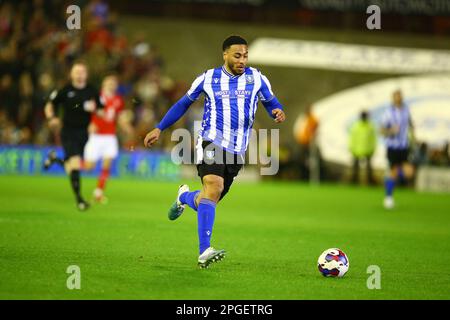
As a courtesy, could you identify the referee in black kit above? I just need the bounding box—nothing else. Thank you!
[44,61,104,211]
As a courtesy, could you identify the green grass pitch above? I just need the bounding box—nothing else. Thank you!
[0,175,449,299]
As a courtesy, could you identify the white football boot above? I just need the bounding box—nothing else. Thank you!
[198,247,226,269]
[383,196,395,210]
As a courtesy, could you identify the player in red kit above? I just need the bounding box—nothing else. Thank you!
[84,74,124,203]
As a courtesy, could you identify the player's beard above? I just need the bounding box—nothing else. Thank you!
[227,61,245,76]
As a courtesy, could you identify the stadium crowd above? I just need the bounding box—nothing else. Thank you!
[0,0,448,182]
[0,0,189,151]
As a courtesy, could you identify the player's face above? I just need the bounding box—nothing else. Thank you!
[223,44,248,75]
[70,64,88,88]
[393,91,403,107]
[102,76,118,95]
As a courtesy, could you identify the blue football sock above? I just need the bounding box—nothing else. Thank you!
[197,198,216,255]
[179,190,200,211]
[384,177,395,197]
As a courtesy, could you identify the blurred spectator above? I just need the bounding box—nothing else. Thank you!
[0,2,13,39]
[349,110,376,185]
[0,0,181,152]
[0,74,20,123]
[293,104,319,180]
[86,0,109,26]
[410,142,429,168]
[428,141,450,167]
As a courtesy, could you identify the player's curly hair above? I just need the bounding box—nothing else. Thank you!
[222,35,247,51]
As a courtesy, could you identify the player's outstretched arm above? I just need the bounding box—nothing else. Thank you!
[143,94,194,148]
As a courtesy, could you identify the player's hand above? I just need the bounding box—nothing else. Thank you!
[272,109,286,123]
[390,125,400,136]
[144,128,161,148]
[47,117,61,131]
[83,100,96,112]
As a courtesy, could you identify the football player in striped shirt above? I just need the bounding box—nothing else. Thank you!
[144,35,286,268]
[380,90,415,209]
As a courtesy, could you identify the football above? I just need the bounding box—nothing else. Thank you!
[317,248,349,277]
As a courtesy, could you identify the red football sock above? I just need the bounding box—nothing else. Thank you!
[97,168,110,190]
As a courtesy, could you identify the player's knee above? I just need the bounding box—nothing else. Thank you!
[389,167,398,178]
[65,157,76,172]
[102,158,112,170]
[202,176,224,200]
[403,164,414,179]
[84,161,95,171]
[71,156,82,168]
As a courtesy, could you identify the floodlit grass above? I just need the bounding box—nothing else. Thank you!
[0,175,449,299]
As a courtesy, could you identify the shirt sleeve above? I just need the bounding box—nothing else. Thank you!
[381,109,392,128]
[48,87,65,113]
[258,71,283,117]
[258,72,275,102]
[186,72,206,101]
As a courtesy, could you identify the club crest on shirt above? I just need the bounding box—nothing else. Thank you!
[205,150,215,160]
[213,78,219,84]
[67,91,76,98]
[245,74,254,84]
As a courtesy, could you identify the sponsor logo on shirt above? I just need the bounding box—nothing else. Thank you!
[214,90,251,98]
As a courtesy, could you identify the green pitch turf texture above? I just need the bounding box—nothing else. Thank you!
[0,175,449,300]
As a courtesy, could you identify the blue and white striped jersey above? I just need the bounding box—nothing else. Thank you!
[186,66,276,155]
[381,104,411,149]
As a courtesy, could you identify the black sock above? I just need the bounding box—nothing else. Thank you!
[70,170,83,202]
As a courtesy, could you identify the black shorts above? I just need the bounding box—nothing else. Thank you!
[387,147,409,167]
[196,140,243,200]
[61,127,88,160]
